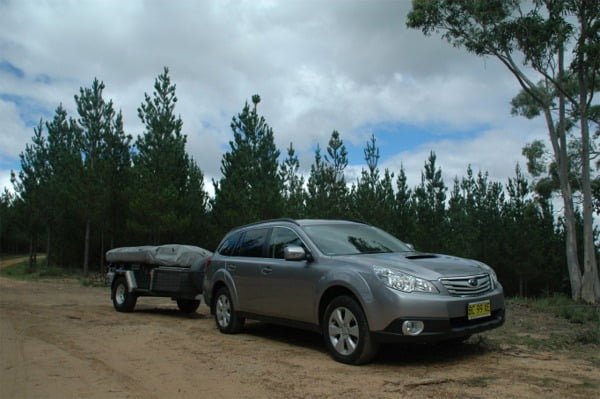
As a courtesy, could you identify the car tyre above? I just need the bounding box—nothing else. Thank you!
[323,296,379,365]
[112,276,137,312]
[214,287,245,333]
[177,298,200,313]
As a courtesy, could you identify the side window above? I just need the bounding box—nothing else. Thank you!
[237,228,269,258]
[269,227,302,259]
[217,231,242,256]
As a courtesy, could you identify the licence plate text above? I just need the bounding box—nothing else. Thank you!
[468,300,491,320]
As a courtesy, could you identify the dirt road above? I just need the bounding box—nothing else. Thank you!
[1,273,598,399]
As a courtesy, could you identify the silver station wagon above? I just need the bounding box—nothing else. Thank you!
[203,219,505,364]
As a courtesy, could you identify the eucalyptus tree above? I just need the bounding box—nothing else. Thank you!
[407,0,600,302]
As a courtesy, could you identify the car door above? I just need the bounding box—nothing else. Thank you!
[253,227,318,323]
[229,228,269,314]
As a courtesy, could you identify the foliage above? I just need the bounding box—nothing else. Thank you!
[407,0,600,303]
[3,68,580,298]
[306,131,349,218]
[128,67,207,245]
[280,143,306,218]
[210,94,283,245]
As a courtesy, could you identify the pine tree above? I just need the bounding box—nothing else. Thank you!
[280,142,306,218]
[413,152,447,252]
[45,105,84,267]
[211,94,283,240]
[351,135,395,232]
[75,78,126,273]
[394,164,415,242]
[11,120,49,270]
[306,131,349,218]
[130,67,204,244]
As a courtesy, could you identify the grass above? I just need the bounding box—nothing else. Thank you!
[487,295,600,354]
[0,258,106,286]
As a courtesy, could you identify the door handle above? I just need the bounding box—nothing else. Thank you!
[261,267,272,275]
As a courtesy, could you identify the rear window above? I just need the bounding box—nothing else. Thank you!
[217,231,242,256]
[237,228,269,258]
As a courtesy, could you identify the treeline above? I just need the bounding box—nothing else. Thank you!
[0,68,577,297]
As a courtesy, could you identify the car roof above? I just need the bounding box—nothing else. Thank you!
[227,218,367,233]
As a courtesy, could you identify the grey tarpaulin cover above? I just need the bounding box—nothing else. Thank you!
[106,244,212,267]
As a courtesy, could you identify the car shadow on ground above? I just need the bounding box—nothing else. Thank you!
[133,306,208,319]
[239,321,493,365]
[375,338,493,365]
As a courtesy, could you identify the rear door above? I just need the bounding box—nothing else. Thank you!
[229,228,269,313]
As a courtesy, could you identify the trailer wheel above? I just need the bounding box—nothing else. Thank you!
[112,276,137,312]
[177,299,200,313]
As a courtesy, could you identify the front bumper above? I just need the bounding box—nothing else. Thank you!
[372,308,505,343]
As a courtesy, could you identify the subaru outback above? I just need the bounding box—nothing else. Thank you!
[203,219,505,364]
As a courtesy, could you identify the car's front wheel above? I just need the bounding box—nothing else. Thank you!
[214,287,245,333]
[112,276,137,312]
[323,296,379,365]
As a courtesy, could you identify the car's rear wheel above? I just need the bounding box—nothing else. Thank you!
[112,276,137,312]
[214,287,245,333]
[323,296,378,365]
[176,298,200,313]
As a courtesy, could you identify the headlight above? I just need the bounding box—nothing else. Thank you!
[373,266,438,293]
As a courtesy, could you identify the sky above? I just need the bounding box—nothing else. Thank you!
[0,0,548,197]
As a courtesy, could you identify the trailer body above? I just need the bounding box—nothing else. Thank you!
[106,244,211,313]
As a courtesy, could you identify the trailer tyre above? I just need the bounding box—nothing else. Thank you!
[177,299,200,313]
[112,276,137,312]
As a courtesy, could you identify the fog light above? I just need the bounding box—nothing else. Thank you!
[402,320,424,336]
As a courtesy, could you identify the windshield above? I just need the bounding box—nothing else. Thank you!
[303,223,412,256]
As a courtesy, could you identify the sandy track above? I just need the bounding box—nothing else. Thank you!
[1,275,598,399]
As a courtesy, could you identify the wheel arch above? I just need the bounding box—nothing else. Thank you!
[318,285,363,328]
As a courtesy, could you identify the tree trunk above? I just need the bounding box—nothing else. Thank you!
[83,219,90,275]
[100,230,105,273]
[46,228,50,268]
[553,48,583,301]
[577,5,600,304]
[542,108,582,300]
[28,233,37,272]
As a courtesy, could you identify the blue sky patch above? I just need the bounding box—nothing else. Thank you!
[0,60,25,79]
[0,93,52,127]
[344,121,487,165]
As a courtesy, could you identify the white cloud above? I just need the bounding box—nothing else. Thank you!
[0,99,30,160]
[382,119,548,189]
[0,0,554,194]
[0,169,14,195]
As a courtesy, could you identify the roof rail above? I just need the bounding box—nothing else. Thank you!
[231,218,300,230]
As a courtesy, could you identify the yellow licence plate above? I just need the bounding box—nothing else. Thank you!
[468,300,491,320]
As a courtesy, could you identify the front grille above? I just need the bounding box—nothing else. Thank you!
[439,274,491,296]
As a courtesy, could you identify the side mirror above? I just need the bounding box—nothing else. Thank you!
[406,243,415,251]
[283,245,308,261]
